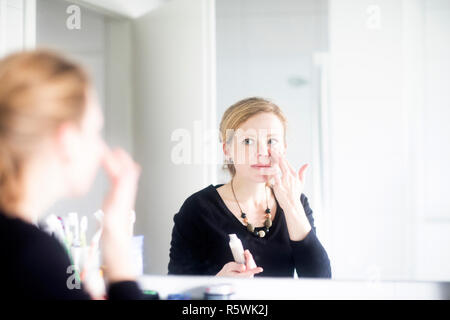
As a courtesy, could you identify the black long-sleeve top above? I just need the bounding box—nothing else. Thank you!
[0,210,143,300]
[168,184,332,278]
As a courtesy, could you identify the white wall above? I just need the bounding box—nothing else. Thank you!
[132,0,216,274]
[36,0,106,105]
[104,18,134,154]
[415,0,450,281]
[327,0,450,281]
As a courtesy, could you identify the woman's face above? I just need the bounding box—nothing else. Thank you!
[226,112,286,183]
[64,90,106,196]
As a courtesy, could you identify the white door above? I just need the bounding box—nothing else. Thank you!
[132,0,216,274]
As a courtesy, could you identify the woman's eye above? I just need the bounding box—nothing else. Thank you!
[268,138,278,145]
[243,138,254,145]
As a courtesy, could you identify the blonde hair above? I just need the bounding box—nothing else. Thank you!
[219,97,287,177]
[0,50,90,213]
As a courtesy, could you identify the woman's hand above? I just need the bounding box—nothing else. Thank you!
[265,149,312,241]
[100,145,141,283]
[101,147,140,233]
[216,250,263,278]
[267,149,307,212]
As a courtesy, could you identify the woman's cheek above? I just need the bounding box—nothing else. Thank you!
[82,134,103,178]
[247,145,258,163]
[93,136,105,169]
[269,143,280,153]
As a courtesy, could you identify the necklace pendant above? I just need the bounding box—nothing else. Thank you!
[258,230,266,238]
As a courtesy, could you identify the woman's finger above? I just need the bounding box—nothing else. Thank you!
[102,148,140,217]
[244,250,257,270]
[236,267,263,278]
[298,163,309,183]
[102,146,121,179]
[112,149,140,186]
[225,262,246,273]
[277,155,290,179]
[114,149,137,175]
[285,158,297,176]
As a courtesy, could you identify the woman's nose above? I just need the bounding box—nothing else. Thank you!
[257,141,269,156]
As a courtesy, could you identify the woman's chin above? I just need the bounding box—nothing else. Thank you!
[67,181,92,198]
[68,187,87,198]
[249,174,269,184]
[234,168,270,183]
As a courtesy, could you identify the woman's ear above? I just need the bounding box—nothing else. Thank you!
[223,142,230,158]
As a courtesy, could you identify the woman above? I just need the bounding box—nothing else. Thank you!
[168,97,331,278]
[0,50,142,299]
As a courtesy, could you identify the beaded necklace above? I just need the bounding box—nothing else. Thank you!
[230,179,272,238]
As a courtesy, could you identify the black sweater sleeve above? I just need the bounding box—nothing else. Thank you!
[289,194,332,278]
[5,216,143,300]
[15,229,92,300]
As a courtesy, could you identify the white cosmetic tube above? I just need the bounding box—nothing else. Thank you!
[229,234,245,264]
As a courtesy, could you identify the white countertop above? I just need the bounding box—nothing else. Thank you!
[138,275,450,300]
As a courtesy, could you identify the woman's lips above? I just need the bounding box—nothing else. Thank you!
[251,164,272,168]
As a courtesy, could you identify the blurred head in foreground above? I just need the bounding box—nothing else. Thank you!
[0,50,105,219]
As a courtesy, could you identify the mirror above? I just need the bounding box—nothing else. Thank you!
[29,0,449,281]
[216,0,450,282]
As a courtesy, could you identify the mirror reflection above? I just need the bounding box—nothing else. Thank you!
[1,0,449,287]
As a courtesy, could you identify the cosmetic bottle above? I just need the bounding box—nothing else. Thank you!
[228,234,245,264]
